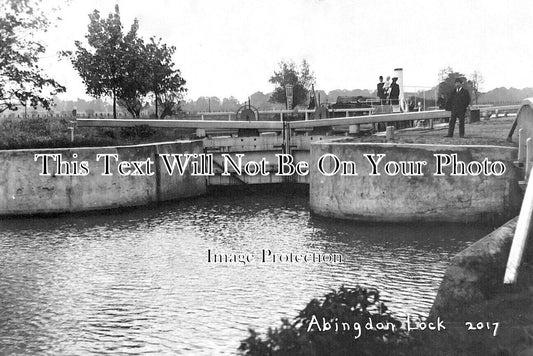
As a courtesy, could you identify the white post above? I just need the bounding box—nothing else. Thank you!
[518,129,525,163]
[349,125,360,134]
[201,114,205,121]
[305,112,309,120]
[394,68,405,112]
[504,168,533,284]
[527,138,533,179]
[280,112,283,121]
[386,126,395,140]
[196,128,206,137]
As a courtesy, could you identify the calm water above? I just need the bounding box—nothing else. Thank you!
[0,191,493,355]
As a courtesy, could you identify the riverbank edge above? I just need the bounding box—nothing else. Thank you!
[418,216,533,355]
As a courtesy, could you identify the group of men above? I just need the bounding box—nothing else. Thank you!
[376,76,471,138]
[376,76,400,105]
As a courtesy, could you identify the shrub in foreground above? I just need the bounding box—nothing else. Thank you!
[239,285,412,356]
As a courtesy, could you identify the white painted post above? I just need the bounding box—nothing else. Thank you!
[196,128,206,137]
[201,114,205,121]
[518,129,525,163]
[305,112,309,120]
[349,125,360,134]
[69,127,74,142]
[386,126,395,140]
[345,111,349,117]
[504,168,533,284]
[280,112,283,121]
[228,114,232,121]
[527,138,533,179]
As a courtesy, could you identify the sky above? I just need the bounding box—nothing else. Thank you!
[38,0,533,102]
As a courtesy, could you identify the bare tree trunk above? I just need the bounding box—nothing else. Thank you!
[155,93,159,118]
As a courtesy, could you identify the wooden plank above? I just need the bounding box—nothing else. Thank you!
[77,118,284,130]
[290,110,450,129]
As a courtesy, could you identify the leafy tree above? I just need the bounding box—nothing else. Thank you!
[222,96,241,111]
[0,0,65,113]
[269,60,315,109]
[158,88,185,119]
[65,6,186,119]
[145,37,186,118]
[437,67,474,104]
[64,5,153,119]
[64,5,131,118]
[116,19,151,118]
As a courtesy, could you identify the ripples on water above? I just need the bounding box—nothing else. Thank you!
[0,190,493,355]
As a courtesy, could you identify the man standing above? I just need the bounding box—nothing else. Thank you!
[377,76,385,103]
[389,77,400,105]
[445,78,471,138]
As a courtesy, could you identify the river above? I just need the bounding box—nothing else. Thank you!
[0,189,493,355]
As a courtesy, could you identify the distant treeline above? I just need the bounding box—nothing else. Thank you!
[1,86,531,118]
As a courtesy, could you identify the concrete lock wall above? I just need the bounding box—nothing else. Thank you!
[310,141,522,223]
[428,216,523,319]
[0,140,207,215]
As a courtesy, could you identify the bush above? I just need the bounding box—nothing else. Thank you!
[239,285,412,356]
[120,125,156,140]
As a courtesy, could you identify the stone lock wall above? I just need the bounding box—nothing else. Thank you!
[310,141,522,223]
[0,140,206,215]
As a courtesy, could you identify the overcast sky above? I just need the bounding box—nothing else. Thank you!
[39,0,533,102]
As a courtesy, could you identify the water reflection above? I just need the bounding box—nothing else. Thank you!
[0,191,493,355]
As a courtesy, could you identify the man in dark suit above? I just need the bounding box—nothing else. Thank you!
[377,76,385,103]
[445,78,471,137]
[389,77,400,105]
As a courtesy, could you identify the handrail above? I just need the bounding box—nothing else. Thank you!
[503,169,533,284]
[478,104,521,112]
[194,107,375,115]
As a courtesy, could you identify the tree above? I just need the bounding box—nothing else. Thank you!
[64,5,153,118]
[158,89,184,119]
[145,37,186,118]
[64,5,129,118]
[65,6,186,119]
[0,0,65,113]
[269,59,315,108]
[116,19,151,118]
[470,71,484,105]
[222,96,241,111]
[437,67,474,104]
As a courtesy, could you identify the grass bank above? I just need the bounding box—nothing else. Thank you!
[0,116,197,150]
